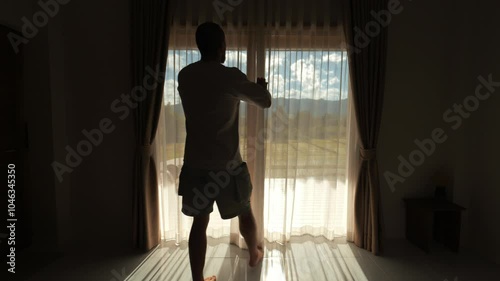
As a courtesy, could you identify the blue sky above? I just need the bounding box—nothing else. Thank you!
[164,49,349,105]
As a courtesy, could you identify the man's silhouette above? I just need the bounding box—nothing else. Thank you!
[177,22,271,281]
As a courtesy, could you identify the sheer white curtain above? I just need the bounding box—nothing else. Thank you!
[155,0,358,246]
[262,30,350,243]
[155,0,253,244]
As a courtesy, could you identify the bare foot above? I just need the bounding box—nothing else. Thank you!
[249,247,264,267]
[204,276,216,281]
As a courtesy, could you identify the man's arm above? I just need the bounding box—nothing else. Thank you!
[229,69,272,108]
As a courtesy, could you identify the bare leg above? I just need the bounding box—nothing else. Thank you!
[238,208,264,267]
[189,214,210,281]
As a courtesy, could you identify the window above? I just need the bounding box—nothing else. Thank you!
[263,48,349,240]
[156,27,351,243]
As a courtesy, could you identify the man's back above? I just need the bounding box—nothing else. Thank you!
[178,60,271,170]
[180,23,267,280]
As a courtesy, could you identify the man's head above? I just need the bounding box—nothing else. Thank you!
[196,22,226,63]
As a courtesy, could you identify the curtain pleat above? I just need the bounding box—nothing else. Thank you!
[132,0,173,251]
[342,0,388,255]
[261,16,351,243]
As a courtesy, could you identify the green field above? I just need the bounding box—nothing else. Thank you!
[163,137,347,179]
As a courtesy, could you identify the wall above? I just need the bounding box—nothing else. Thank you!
[61,0,135,252]
[380,0,500,263]
[379,0,456,239]
[0,0,31,30]
[1,0,135,254]
[452,0,500,264]
[1,0,59,253]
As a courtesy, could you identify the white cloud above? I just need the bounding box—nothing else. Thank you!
[164,50,348,105]
[224,51,247,69]
[163,79,180,104]
[322,53,345,63]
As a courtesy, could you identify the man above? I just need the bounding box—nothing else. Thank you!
[177,22,271,281]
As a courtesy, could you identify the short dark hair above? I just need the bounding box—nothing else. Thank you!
[195,22,225,58]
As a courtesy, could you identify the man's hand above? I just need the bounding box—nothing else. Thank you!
[257,77,268,90]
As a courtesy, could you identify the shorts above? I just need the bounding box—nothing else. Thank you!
[178,162,253,220]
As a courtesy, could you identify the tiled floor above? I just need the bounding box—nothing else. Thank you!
[19,249,150,281]
[126,237,500,281]
[18,237,499,281]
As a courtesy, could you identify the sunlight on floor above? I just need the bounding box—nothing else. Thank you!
[126,237,368,281]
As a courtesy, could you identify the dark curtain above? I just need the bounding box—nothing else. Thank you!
[131,0,171,251]
[343,0,388,255]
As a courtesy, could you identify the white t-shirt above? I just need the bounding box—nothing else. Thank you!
[178,60,272,170]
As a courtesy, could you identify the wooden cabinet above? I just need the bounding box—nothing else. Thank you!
[403,198,466,253]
